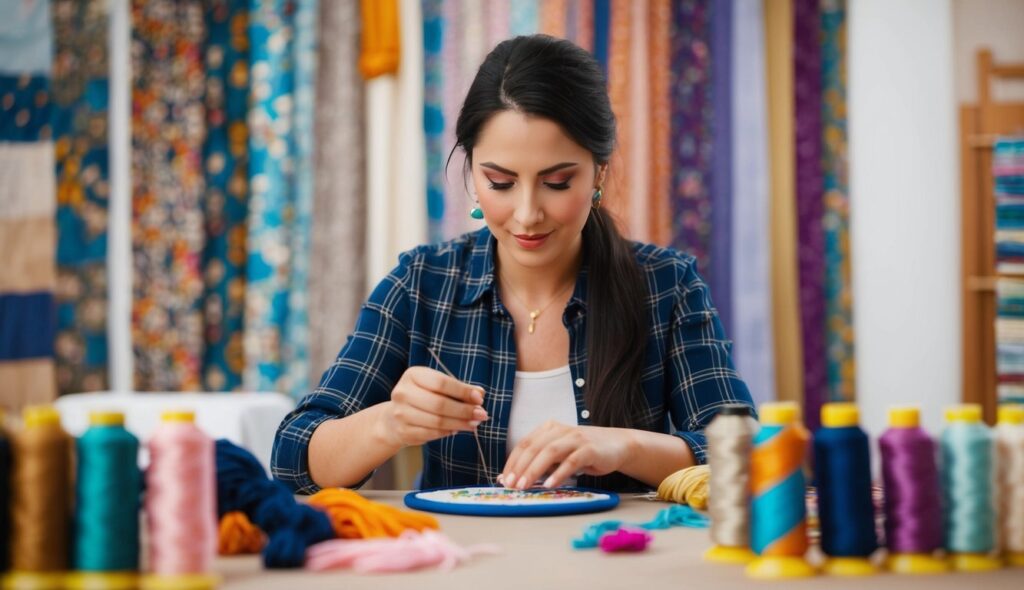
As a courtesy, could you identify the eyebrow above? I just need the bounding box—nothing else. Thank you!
[479,161,578,177]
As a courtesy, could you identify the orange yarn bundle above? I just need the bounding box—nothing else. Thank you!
[307,488,439,539]
[218,511,265,556]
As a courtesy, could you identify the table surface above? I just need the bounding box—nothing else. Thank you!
[217,491,1023,590]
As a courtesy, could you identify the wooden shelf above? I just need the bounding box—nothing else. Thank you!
[961,49,1024,424]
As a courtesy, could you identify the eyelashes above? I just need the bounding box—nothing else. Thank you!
[486,179,573,191]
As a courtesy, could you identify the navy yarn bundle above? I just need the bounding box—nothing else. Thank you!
[215,439,335,568]
[0,426,9,573]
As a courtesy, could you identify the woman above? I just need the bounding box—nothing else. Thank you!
[272,34,754,493]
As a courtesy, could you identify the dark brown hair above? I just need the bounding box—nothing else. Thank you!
[451,35,650,438]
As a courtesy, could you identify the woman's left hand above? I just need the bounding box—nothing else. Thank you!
[499,421,635,490]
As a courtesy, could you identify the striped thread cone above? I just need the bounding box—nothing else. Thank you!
[746,402,816,579]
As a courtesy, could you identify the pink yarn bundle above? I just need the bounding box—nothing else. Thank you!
[305,530,500,573]
[598,528,653,553]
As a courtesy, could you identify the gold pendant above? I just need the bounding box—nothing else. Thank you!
[528,310,539,334]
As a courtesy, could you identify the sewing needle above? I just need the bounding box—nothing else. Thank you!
[426,347,493,485]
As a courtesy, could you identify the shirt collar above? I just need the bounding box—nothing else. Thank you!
[458,227,589,315]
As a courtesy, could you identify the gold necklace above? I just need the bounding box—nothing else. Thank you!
[500,279,575,334]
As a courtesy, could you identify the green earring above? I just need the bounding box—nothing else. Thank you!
[592,188,603,208]
[470,206,484,220]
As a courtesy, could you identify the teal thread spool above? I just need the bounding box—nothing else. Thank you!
[941,404,1002,572]
[68,411,140,590]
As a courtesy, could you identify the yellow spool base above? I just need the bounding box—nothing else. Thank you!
[139,574,219,590]
[745,556,816,579]
[950,552,1003,572]
[887,553,949,574]
[64,572,138,590]
[1006,552,1024,567]
[1,572,65,590]
[822,557,877,576]
[703,545,756,564]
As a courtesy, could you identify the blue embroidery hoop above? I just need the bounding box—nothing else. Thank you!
[404,485,620,517]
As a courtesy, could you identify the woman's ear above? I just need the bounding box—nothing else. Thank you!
[596,164,608,188]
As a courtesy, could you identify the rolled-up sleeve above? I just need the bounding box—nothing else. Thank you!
[271,258,413,493]
[666,261,755,464]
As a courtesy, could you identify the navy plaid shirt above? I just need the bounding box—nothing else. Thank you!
[272,227,754,493]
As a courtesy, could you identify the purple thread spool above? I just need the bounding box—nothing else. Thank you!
[878,407,948,574]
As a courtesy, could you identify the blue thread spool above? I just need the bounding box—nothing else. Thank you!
[66,411,140,590]
[0,409,10,573]
[814,403,878,575]
[942,404,1002,572]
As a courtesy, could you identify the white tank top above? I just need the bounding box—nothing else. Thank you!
[506,365,579,457]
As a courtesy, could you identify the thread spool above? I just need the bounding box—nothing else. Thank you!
[746,402,816,579]
[65,412,141,590]
[942,403,1002,572]
[996,404,1024,567]
[0,409,10,574]
[879,406,948,574]
[142,411,218,590]
[5,405,71,590]
[703,404,757,564]
[814,403,877,575]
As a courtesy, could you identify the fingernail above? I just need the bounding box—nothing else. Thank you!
[470,390,484,404]
[505,472,516,488]
[543,476,554,488]
[516,475,527,489]
[472,408,488,420]
[469,420,481,428]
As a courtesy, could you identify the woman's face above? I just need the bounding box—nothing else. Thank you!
[471,110,605,273]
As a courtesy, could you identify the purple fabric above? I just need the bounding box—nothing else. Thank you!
[794,0,827,431]
[669,1,713,280]
[709,0,733,337]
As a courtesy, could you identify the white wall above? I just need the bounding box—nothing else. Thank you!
[953,0,1024,104]
[849,0,959,440]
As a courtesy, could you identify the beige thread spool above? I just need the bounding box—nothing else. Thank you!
[703,404,758,564]
[997,404,1024,566]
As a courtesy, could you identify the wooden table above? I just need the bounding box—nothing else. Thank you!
[217,491,1023,589]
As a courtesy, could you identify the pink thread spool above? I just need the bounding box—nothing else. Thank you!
[142,411,218,590]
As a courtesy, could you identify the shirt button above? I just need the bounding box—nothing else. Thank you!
[575,378,585,387]
[581,409,591,419]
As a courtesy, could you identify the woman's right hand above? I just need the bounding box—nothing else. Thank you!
[379,366,489,447]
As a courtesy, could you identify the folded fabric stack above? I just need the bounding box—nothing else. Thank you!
[995,138,1024,404]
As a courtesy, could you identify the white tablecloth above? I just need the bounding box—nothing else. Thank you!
[54,392,295,471]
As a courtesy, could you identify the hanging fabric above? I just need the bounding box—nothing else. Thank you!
[605,0,633,238]
[509,0,539,37]
[592,0,609,76]
[51,0,110,395]
[131,0,207,391]
[541,0,568,38]
[424,0,447,243]
[484,0,510,50]
[627,0,651,243]
[669,0,713,274]
[794,0,826,430]
[243,0,318,397]
[0,0,57,411]
[821,0,854,402]
[202,0,250,391]
[730,0,776,403]
[709,0,733,336]
[765,0,803,405]
[647,0,672,247]
[310,0,366,385]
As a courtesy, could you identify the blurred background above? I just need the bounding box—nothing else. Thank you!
[1,0,1023,486]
